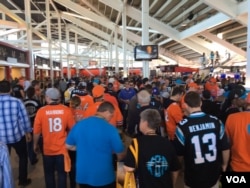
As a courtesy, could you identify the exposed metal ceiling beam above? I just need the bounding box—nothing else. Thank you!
[179,13,230,40]
[200,30,246,57]
[202,0,248,26]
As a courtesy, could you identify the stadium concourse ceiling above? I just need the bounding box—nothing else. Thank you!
[0,0,248,68]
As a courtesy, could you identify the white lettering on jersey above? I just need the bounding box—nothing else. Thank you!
[46,110,64,115]
[189,123,215,133]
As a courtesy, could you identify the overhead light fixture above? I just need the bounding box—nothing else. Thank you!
[187,12,194,20]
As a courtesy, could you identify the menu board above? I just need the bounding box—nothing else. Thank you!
[36,56,49,66]
[0,42,27,64]
[36,56,60,68]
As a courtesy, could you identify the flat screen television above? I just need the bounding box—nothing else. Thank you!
[134,45,158,61]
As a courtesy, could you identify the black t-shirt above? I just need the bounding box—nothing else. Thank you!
[124,136,180,188]
[12,84,24,99]
[175,112,229,188]
[201,99,221,118]
[23,98,42,126]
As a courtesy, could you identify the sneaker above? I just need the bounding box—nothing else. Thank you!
[18,178,32,186]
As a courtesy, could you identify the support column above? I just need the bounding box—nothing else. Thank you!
[122,1,127,77]
[246,0,250,88]
[75,33,79,77]
[46,0,53,85]
[66,27,71,80]
[142,0,150,78]
[114,26,119,74]
[6,66,11,81]
[58,14,63,78]
[25,0,34,80]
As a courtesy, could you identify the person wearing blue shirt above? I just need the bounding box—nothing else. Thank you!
[118,81,136,130]
[0,80,32,186]
[66,101,125,188]
[0,142,14,188]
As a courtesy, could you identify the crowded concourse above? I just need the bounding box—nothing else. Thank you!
[0,71,249,188]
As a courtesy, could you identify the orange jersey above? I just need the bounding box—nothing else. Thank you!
[109,104,123,127]
[180,94,185,111]
[71,107,85,122]
[77,94,94,111]
[205,81,219,98]
[33,104,76,155]
[225,111,250,172]
[84,101,123,127]
[164,102,183,140]
[84,101,102,117]
[104,93,118,107]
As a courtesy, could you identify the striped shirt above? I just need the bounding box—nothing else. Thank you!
[0,94,32,144]
[0,142,14,188]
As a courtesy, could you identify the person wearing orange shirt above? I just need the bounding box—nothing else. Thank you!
[84,85,123,127]
[225,94,250,172]
[205,77,219,99]
[33,88,76,188]
[70,96,86,122]
[164,86,185,140]
[71,83,94,112]
[104,87,119,107]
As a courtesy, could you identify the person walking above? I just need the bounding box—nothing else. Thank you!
[33,88,76,188]
[23,86,42,165]
[0,80,32,186]
[124,109,180,188]
[175,91,230,188]
[66,101,125,188]
[225,94,250,172]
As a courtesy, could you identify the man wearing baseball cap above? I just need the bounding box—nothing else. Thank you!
[33,88,75,188]
[84,85,123,127]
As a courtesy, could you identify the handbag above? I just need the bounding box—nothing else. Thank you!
[123,138,138,188]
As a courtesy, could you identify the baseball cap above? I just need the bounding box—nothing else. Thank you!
[152,87,160,95]
[78,82,87,87]
[188,82,199,89]
[93,78,100,84]
[46,88,61,100]
[175,79,184,85]
[92,85,105,98]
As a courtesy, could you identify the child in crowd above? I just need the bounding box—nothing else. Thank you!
[70,96,85,122]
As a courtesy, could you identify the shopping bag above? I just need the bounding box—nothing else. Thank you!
[123,171,136,188]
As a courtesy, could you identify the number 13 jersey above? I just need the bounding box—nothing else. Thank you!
[175,112,229,188]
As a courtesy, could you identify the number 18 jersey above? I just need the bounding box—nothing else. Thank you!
[175,112,229,188]
[33,104,76,155]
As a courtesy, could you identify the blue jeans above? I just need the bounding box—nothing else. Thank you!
[43,154,67,188]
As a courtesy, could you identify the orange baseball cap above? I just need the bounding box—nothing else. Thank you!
[209,77,217,83]
[92,85,105,98]
[188,82,199,89]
